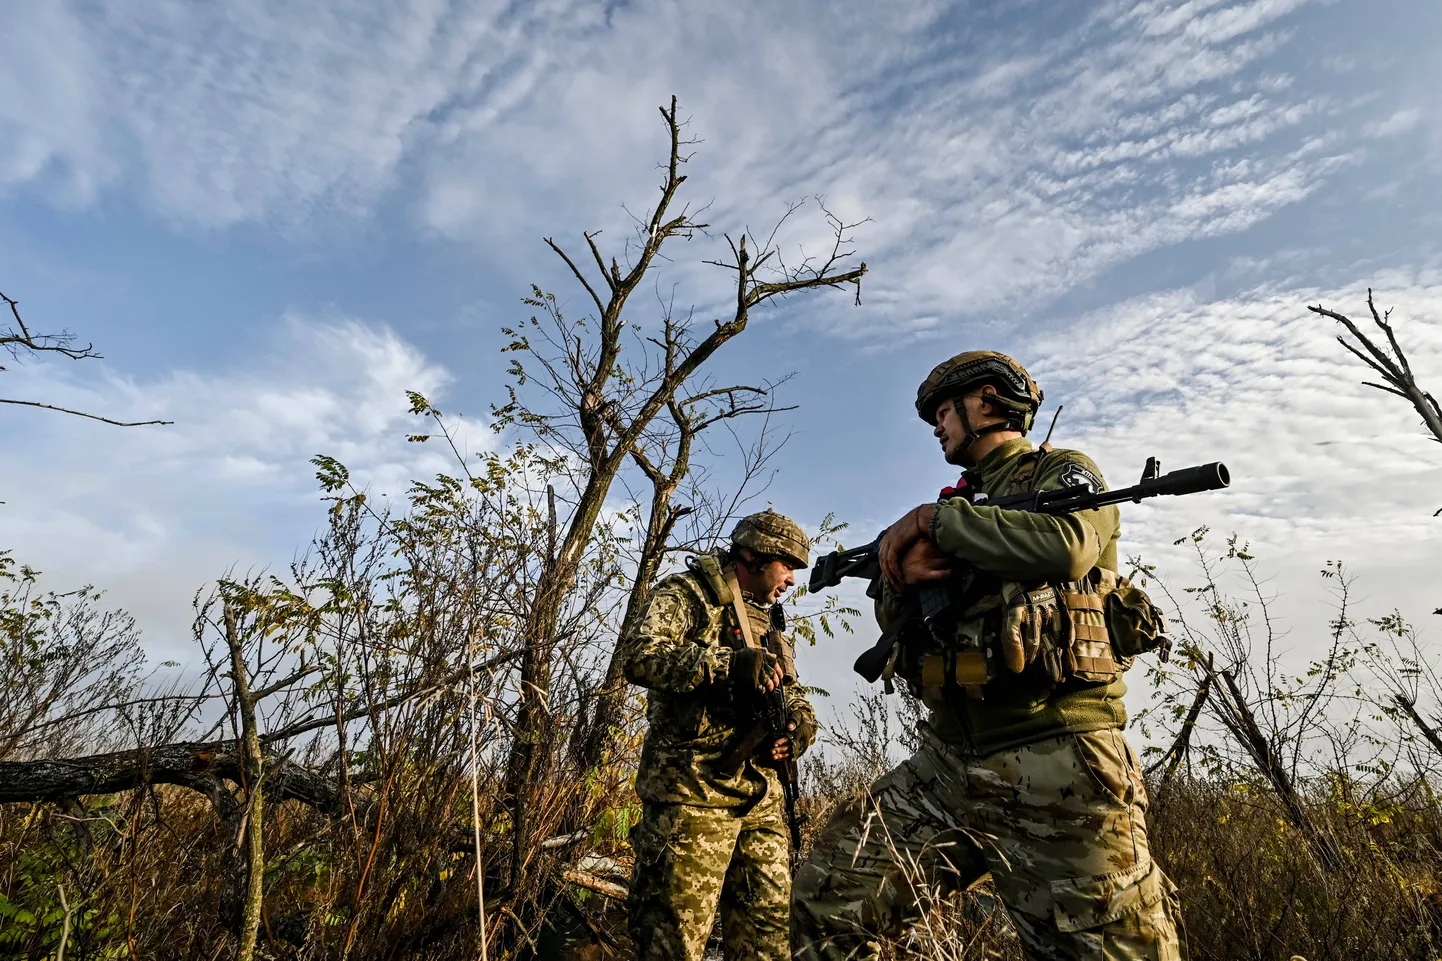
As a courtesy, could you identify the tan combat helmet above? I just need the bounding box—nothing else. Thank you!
[915,349,1043,432]
[730,510,811,570]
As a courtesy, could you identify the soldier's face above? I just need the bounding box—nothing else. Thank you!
[739,554,797,603]
[933,392,998,466]
[933,397,971,465]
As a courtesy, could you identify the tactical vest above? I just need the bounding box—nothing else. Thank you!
[686,553,797,682]
[894,446,1169,702]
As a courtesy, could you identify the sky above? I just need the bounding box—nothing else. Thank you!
[2,0,1440,727]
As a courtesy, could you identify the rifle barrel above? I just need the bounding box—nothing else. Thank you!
[1036,461,1230,511]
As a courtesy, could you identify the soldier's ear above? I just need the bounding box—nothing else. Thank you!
[977,387,1001,419]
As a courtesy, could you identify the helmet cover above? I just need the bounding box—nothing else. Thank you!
[730,510,811,569]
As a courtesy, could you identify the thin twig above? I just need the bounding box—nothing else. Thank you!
[0,398,172,426]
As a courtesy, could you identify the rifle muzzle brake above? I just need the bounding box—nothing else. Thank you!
[1146,462,1229,497]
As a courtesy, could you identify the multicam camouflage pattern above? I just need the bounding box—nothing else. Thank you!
[879,436,1128,756]
[791,724,1185,961]
[792,427,1185,960]
[914,350,1043,430]
[630,789,791,961]
[731,509,812,570]
[622,549,817,961]
[620,559,817,806]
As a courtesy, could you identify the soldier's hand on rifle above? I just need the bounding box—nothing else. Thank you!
[771,721,798,761]
[899,538,951,587]
[879,504,938,589]
[732,647,784,695]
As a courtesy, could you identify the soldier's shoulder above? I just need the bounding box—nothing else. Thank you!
[1037,446,1108,493]
[650,568,717,611]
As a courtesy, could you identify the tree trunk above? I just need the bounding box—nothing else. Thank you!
[0,741,338,810]
[573,475,686,774]
[504,464,618,881]
[225,605,266,961]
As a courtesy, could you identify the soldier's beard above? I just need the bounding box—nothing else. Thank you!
[944,437,975,468]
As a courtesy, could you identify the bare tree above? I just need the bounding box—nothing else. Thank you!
[1309,289,1440,604]
[1,290,170,427]
[1131,533,1368,870]
[1310,290,1440,472]
[0,96,866,957]
[221,602,265,961]
[493,95,866,859]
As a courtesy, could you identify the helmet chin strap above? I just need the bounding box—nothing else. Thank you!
[953,399,1015,464]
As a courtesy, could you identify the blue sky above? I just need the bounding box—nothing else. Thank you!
[3,0,1440,713]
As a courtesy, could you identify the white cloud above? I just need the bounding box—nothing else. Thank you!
[0,314,476,657]
[1364,108,1421,139]
[1,0,1364,333]
[1025,268,1442,634]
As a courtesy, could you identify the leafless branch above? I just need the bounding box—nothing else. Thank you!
[1,289,173,426]
[1309,289,1442,446]
[1,290,99,361]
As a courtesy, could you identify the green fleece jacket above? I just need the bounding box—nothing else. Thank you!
[877,437,1128,755]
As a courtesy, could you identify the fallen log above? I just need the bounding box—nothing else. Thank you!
[0,741,345,812]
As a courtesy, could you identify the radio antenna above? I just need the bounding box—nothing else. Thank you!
[1042,405,1064,446]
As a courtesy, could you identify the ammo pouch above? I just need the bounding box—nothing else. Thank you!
[996,569,1170,684]
[918,593,1003,697]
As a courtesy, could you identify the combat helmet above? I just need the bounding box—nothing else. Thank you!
[915,350,1043,432]
[730,510,811,570]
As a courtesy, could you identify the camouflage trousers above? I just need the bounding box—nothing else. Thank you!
[792,725,1186,961]
[628,787,791,961]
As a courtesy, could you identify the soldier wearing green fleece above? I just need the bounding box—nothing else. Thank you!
[792,351,1187,961]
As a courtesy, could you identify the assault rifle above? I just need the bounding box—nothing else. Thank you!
[716,607,807,868]
[808,458,1230,683]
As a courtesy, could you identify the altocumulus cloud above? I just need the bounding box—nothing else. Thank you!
[0,316,474,657]
[1025,269,1442,637]
[2,0,1373,336]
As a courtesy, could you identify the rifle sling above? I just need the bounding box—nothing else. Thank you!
[725,566,760,649]
[854,619,906,683]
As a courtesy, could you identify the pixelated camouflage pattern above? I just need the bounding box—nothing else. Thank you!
[629,788,791,961]
[623,559,818,961]
[731,509,812,570]
[620,559,817,807]
[792,724,1185,961]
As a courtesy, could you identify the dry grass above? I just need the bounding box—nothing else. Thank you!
[797,691,1442,961]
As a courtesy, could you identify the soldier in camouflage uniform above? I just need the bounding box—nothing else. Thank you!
[792,352,1186,961]
[623,510,819,961]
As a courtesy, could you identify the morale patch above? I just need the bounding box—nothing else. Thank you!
[1058,462,1104,494]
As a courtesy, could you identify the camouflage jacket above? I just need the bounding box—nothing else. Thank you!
[878,437,1128,756]
[621,558,818,807]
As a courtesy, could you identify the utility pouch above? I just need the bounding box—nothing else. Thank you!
[1058,578,1119,683]
[1058,568,1174,682]
[1100,570,1171,664]
[768,605,797,685]
[920,595,997,696]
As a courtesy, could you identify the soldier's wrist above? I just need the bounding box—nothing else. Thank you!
[713,646,734,683]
